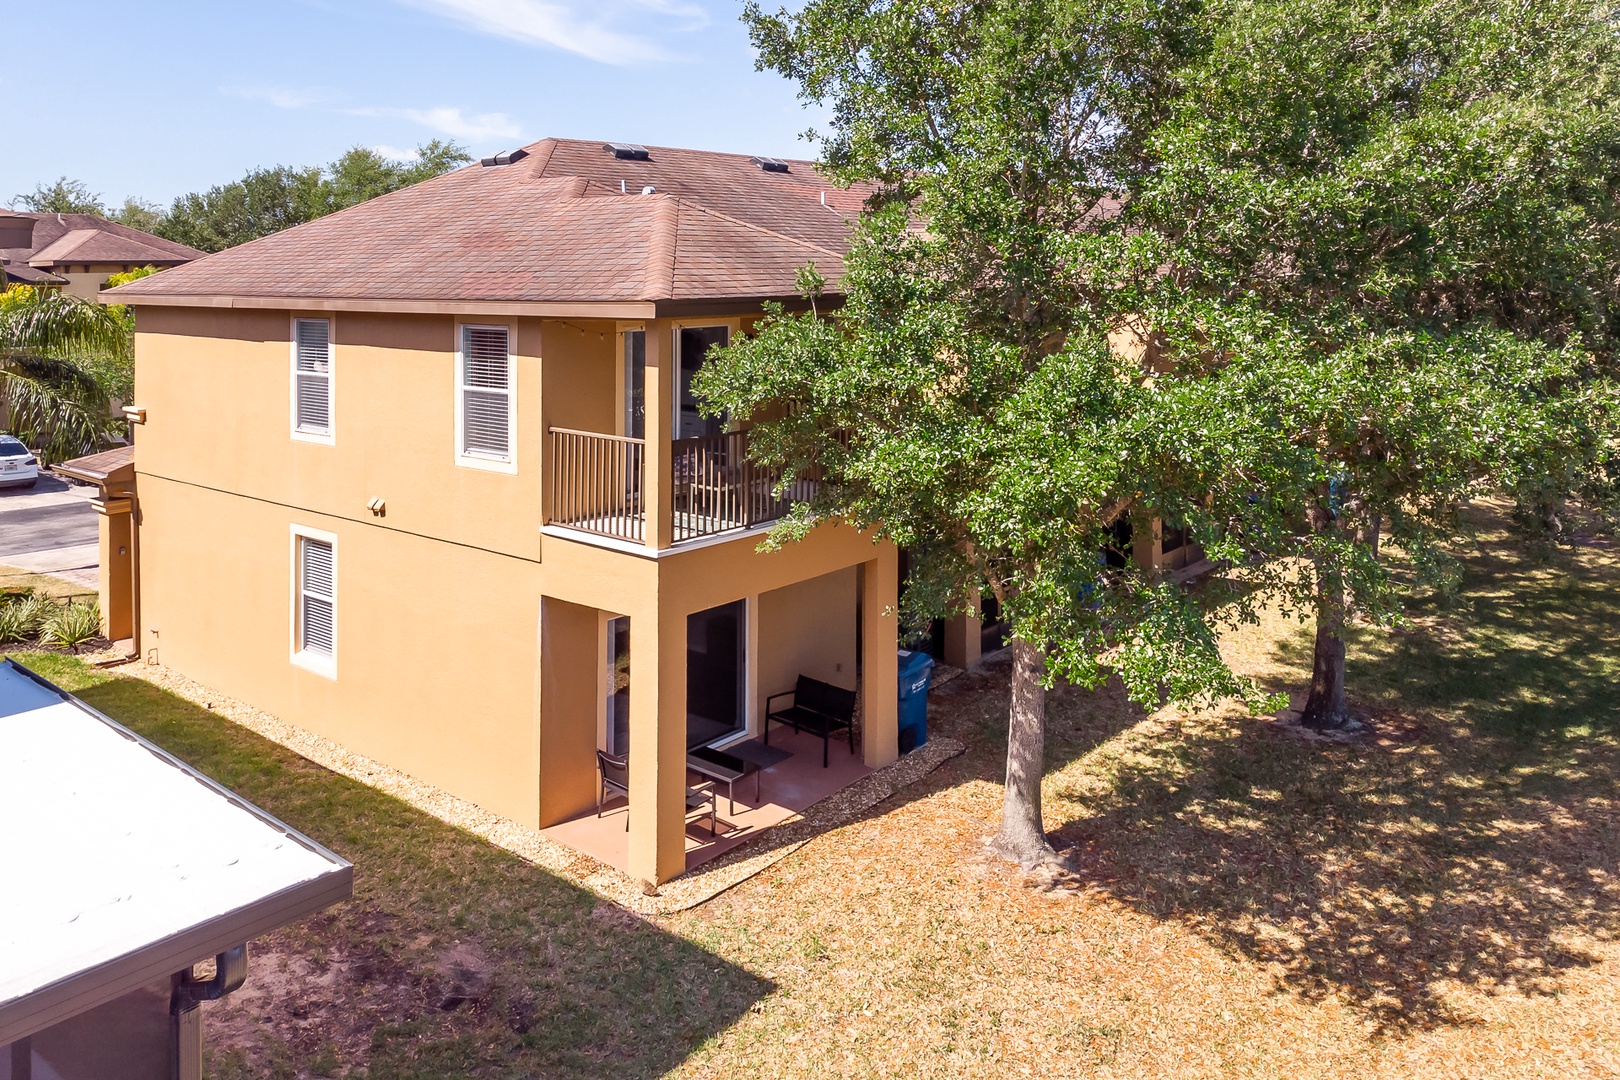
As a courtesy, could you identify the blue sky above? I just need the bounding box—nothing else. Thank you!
[3,0,822,208]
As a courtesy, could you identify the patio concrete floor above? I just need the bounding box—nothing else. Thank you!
[540,725,874,875]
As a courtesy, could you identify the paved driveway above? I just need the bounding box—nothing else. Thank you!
[0,475,99,588]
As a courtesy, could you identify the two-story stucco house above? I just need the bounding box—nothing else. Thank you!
[96,139,907,886]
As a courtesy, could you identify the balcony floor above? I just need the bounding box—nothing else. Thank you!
[540,725,874,877]
[547,509,765,547]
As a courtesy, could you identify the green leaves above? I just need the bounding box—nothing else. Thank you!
[155,140,473,253]
[722,0,1619,727]
[0,287,130,460]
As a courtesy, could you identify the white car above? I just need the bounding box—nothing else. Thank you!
[0,435,39,489]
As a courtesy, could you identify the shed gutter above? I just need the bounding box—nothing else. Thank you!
[0,660,353,1047]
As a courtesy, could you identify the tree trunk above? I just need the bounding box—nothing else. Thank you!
[989,638,1059,868]
[1299,557,1354,730]
[1360,512,1382,562]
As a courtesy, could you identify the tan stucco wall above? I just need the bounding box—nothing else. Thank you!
[757,566,858,721]
[135,472,545,826]
[133,307,594,560]
[539,597,603,826]
[540,319,617,434]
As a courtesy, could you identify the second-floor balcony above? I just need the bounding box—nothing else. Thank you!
[546,427,818,548]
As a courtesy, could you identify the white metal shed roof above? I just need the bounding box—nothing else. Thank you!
[0,660,352,1044]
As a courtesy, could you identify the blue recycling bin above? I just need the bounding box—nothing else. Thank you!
[897,648,935,753]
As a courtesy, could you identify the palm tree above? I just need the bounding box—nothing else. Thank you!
[0,286,131,462]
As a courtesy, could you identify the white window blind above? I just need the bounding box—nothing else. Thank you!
[460,326,511,460]
[299,538,335,657]
[294,319,332,434]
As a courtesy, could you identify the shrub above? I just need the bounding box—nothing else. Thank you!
[0,585,36,605]
[0,595,52,644]
[41,599,101,647]
[0,604,31,644]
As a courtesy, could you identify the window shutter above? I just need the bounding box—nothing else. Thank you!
[461,326,511,459]
[300,538,335,656]
[294,319,331,434]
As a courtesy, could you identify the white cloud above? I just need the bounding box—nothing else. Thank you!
[370,144,423,162]
[350,106,523,142]
[222,85,326,109]
[395,0,701,65]
[220,85,523,146]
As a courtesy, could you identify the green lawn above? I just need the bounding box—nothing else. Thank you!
[9,502,1619,1078]
[11,652,771,1079]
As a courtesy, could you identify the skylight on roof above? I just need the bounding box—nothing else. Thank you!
[750,157,791,173]
[604,143,650,161]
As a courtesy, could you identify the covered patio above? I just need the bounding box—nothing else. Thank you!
[537,536,900,885]
[540,724,874,874]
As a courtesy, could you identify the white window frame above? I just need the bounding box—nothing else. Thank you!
[290,524,338,679]
[290,316,335,445]
[454,322,518,473]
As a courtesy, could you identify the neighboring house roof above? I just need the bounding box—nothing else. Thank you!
[28,228,195,269]
[0,659,352,1046]
[54,444,134,486]
[107,139,876,310]
[0,212,204,284]
[1,262,68,286]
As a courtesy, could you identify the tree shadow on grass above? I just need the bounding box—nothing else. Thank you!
[1042,514,1620,1033]
[56,674,773,1080]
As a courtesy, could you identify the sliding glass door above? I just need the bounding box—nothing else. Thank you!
[686,599,745,748]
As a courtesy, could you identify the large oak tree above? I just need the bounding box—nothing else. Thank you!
[704,0,1618,865]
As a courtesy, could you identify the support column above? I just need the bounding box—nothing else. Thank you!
[627,597,688,885]
[642,320,675,551]
[1133,518,1166,574]
[942,588,982,670]
[860,549,899,768]
[93,497,134,643]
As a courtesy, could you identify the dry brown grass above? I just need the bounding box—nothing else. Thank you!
[0,562,95,601]
[669,504,1620,1077]
[11,502,1618,1078]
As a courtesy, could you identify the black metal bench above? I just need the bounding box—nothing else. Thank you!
[765,675,857,767]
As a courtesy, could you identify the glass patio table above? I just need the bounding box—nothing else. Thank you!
[687,739,793,813]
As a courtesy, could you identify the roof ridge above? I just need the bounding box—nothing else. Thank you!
[542,136,822,169]
[643,197,679,300]
[519,138,557,182]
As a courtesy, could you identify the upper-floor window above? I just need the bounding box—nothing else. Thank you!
[292,318,333,441]
[457,324,515,470]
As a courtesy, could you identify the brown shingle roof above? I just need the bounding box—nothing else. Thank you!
[29,228,194,268]
[108,139,871,308]
[2,263,67,286]
[53,444,134,486]
[1,213,204,269]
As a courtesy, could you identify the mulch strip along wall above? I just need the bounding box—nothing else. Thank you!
[123,660,964,914]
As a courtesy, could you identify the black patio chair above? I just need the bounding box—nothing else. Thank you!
[766,675,857,767]
[596,749,719,837]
